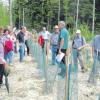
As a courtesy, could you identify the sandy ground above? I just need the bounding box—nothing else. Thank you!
[0,53,100,100]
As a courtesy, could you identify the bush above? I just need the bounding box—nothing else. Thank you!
[79,24,95,42]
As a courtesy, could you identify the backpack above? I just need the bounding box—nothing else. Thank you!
[38,35,45,48]
[5,39,13,53]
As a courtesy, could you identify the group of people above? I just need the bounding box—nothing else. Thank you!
[50,21,99,84]
[0,20,100,88]
[0,26,31,87]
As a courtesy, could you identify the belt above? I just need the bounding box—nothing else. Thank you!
[72,47,77,49]
[52,44,58,46]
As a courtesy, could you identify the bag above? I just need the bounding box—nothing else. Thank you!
[38,35,45,48]
[56,52,65,63]
[5,40,13,53]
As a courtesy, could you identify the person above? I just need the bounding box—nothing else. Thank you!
[50,25,59,65]
[41,27,50,41]
[1,29,13,65]
[0,27,7,86]
[17,26,26,62]
[88,35,100,84]
[57,21,69,78]
[40,27,51,53]
[72,29,86,72]
[25,31,31,56]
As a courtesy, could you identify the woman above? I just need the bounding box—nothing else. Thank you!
[0,27,7,86]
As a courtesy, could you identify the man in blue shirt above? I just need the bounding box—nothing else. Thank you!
[57,21,69,78]
[89,35,100,84]
[17,26,26,62]
[72,30,86,72]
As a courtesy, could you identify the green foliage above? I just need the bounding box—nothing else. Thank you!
[0,3,9,27]
[79,24,94,42]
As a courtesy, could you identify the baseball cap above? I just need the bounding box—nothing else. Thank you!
[76,29,81,33]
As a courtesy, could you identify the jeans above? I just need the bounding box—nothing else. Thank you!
[52,45,58,64]
[89,53,100,84]
[72,49,84,70]
[25,40,30,55]
[4,51,13,65]
[19,43,25,62]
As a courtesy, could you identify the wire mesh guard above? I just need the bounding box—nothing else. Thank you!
[28,38,99,100]
[88,52,100,85]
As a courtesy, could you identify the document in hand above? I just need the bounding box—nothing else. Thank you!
[56,52,65,63]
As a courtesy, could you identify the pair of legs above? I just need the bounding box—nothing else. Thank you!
[25,40,30,55]
[72,49,84,71]
[0,64,4,85]
[4,51,13,65]
[57,49,67,78]
[51,45,58,65]
[19,43,25,62]
[88,53,100,84]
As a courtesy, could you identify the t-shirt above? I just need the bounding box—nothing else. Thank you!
[0,38,4,58]
[41,31,50,40]
[72,36,86,49]
[92,35,100,52]
[17,31,25,43]
[51,33,59,45]
[58,28,69,49]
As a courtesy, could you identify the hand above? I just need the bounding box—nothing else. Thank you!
[58,49,61,54]
[77,47,81,51]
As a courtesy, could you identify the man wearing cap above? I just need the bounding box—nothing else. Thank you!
[57,21,69,78]
[50,25,59,65]
[72,29,86,72]
[88,35,100,84]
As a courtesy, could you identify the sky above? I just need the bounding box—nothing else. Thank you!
[1,0,9,6]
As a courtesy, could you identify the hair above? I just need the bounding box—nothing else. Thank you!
[20,26,26,30]
[3,28,9,33]
[58,21,66,27]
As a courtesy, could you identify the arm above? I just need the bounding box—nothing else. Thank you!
[59,38,64,53]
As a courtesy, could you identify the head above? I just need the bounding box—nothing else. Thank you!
[54,25,59,33]
[76,29,81,36]
[58,21,66,30]
[42,27,46,32]
[3,29,9,35]
[20,26,27,33]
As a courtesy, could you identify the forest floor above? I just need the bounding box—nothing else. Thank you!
[0,52,100,100]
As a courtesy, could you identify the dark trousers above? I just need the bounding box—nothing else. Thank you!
[0,64,4,84]
[25,40,30,55]
[57,49,67,77]
[57,49,67,64]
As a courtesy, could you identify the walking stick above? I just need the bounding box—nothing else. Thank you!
[5,76,9,93]
[64,55,69,100]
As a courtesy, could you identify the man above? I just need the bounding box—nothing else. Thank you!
[72,29,86,72]
[17,26,26,62]
[57,21,69,78]
[88,35,100,84]
[50,25,59,65]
